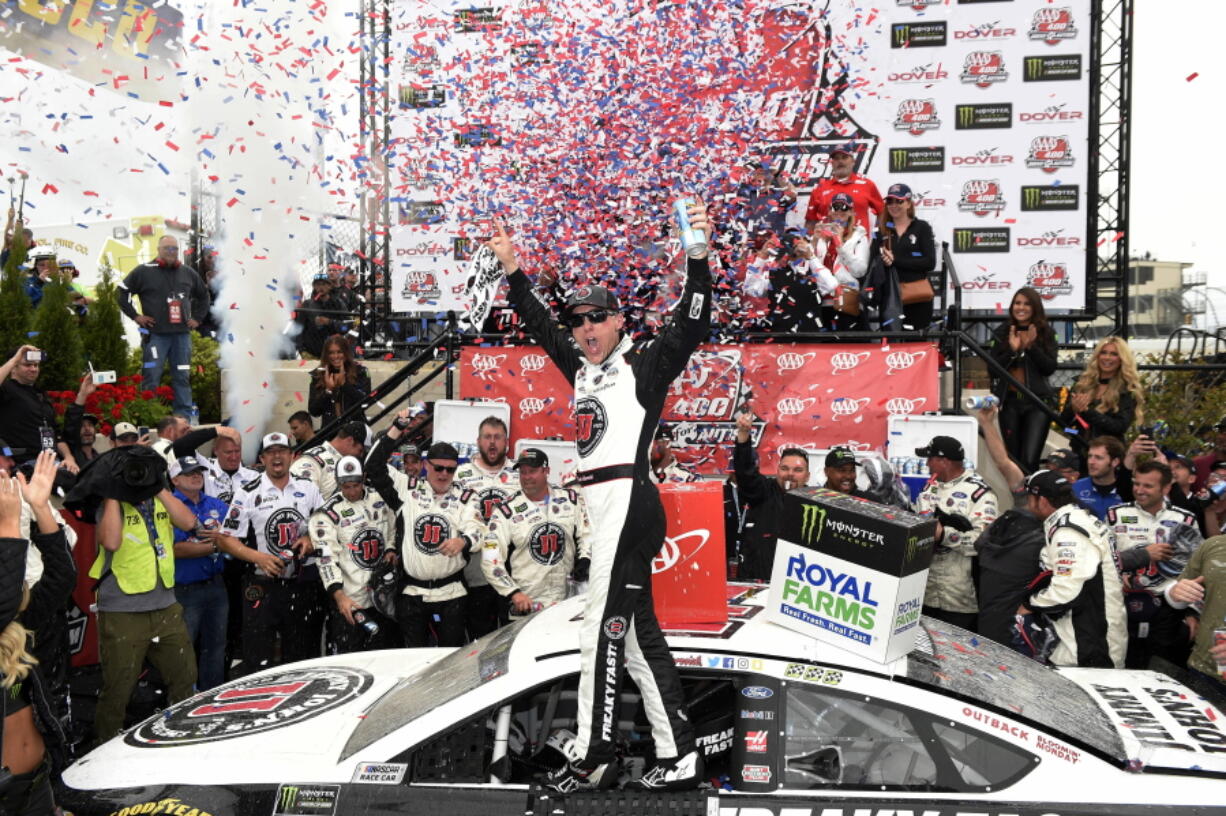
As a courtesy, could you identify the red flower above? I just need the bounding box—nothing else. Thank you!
[141,390,154,400]
[111,406,122,420]
[156,386,174,400]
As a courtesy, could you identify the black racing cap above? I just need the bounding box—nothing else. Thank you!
[825,447,859,468]
[564,284,619,313]
[427,442,460,461]
[1025,469,1072,500]
[513,448,549,469]
[1045,448,1079,471]
[915,435,965,461]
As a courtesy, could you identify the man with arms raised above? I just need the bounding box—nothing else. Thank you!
[454,416,518,637]
[488,201,709,791]
[732,411,811,581]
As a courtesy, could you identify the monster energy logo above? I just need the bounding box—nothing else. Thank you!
[954,229,974,252]
[800,505,827,545]
[1023,55,1081,81]
[1021,185,1079,211]
[890,149,908,171]
[278,786,299,812]
[1024,186,1042,209]
[892,22,946,48]
[957,106,975,129]
[1025,57,1045,80]
[904,535,931,563]
[890,148,944,172]
[952,228,1010,253]
[893,25,910,47]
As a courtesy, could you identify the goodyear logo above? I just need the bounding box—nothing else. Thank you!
[952,227,1010,253]
[108,801,213,816]
[1023,54,1082,81]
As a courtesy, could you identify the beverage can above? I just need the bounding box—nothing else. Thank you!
[674,197,708,259]
[964,395,1000,410]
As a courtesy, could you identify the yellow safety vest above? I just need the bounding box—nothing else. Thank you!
[89,498,176,594]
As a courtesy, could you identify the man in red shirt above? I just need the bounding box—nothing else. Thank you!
[804,143,884,235]
[1194,418,1226,490]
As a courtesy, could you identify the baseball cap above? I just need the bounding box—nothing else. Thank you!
[113,422,139,439]
[886,183,913,201]
[564,284,620,313]
[399,443,420,457]
[513,448,549,469]
[829,142,858,157]
[654,424,674,442]
[1045,448,1078,471]
[169,455,208,478]
[915,435,964,461]
[1169,454,1194,471]
[427,441,460,461]
[825,447,859,468]
[312,272,331,283]
[336,455,364,483]
[1025,469,1072,500]
[829,192,854,211]
[261,432,292,450]
[82,413,100,425]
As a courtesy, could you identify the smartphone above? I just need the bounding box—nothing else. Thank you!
[139,427,149,437]
[25,350,43,363]
[93,370,117,384]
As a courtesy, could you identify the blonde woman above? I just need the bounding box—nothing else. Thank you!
[1058,336,1144,448]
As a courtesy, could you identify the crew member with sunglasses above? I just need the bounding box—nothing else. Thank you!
[365,434,485,648]
[486,200,711,792]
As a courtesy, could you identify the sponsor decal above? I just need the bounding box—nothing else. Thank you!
[776,350,817,372]
[784,663,805,678]
[127,668,373,747]
[454,123,502,148]
[528,521,568,565]
[888,146,945,172]
[1030,7,1078,44]
[829,397,869,419]
[741,685,774,699]
[470,353,508,380]
[745,730,769,753]
[897,0,943,9]
[953,22,1016,41]
[1021,184,1080,211]
[348,528,385,569]
[601,641,619,740]
[776,397,817,417]
[520,353,548,372]
[891,21,947,48]
[741,764,773,783]
[954,102,1012,130]
[887,63,950,84]
[263,507,305,560]
[1026,261,1074,300]
[799,504,828,546]
[960,50,1008,87]
[1026,135,1075,172]
[781,551,880,642]
[893,98,940,135]
[697,726,735,755]
[958,179,1006,215]
[1016,229,1081,250]
[829,351,871,373]
[1023,54,1082,81]
[106,801,213,816]
[399,83,446,108]
[886,396,927,415]
[274,783,340,816]
[574,397,608,457]
[1020,103,1084,123]
[911,190,946,209]
[398,269,440,299]
[395,240,450,258]
[519,396,547,416]
[652,528,711,573]
[668,348,747,422]
[739,708,775,720]
[412,512,451,554]
[397,199,446,225]
[1093,685,1226,754]
[455,6,503,32]
[603,615,629,640]
[885,349,925,373]
[951,147,1014,166]
[352,762,409,784]
[952,227,1011,253]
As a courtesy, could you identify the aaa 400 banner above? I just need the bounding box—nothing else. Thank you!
[460,342,938,476]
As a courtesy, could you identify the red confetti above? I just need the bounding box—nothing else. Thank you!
[1187,72,1199,82]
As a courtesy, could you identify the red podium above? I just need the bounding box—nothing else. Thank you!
[651,482,728,628]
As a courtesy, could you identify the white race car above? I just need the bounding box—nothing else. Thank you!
[60,584,1226,816]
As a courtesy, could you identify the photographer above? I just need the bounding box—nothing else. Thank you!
[0,344,78,474]
[63,373,103,468]
[765,228,838,335]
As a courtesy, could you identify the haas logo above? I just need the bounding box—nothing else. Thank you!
[519,397,548,416]
[886,397,927,415]
[776,351,817,373]
[894,99,940,136]
[958,179,1006,216]
[471,353,507,380]
[520,354,548,373]
[1030,7,1077,45]
[831,351,871,373]
[776,397,817,417]
[652,529,710,574]
[960,51,1008,88]
[830,397,870,419]
[886,350,926,374]
[1026,136,1074,173]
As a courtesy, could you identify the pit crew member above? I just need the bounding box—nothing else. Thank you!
[289,420,366,500]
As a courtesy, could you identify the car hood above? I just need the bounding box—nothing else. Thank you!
[1059,667,1226,773]
[63,649,449,790]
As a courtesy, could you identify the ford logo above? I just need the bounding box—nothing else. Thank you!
[741,686,773,699]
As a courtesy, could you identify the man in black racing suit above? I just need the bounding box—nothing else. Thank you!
[488,204,709,792]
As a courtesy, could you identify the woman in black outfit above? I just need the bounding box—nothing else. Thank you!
[879,183,936,330]
[2,454,73,815]
[308,334,371,432]
[1057,335,1143,453]
[989,287,1058,472]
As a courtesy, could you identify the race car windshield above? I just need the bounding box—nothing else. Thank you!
[341,615,531,760]
[907,620,1126,762]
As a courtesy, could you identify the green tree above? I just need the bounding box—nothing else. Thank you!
[31,277,84,391]
[81,260,132,376]
[0,227,32,356]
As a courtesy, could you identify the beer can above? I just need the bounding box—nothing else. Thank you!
[674,197,708,259]
[964,395,1000,410]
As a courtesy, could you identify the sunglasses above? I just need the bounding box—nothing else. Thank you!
[562,309,614,329]
[830,204,852,212]
[430,463,457,474]
[885,197,909,204]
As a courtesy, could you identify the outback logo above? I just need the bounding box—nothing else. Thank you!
[1027,261,1074,300]
[887,62,949,83]
[1026,135,1074,172]
[520,353,548,372]
[1016,229,1081,249]
[603,616,628,640]
[830,351,870,373]
[885,350,925,373]
[1030,6,1077,44]
[951,147,1014,166]
[954,102,1012,130]
[741,686,774,699]
[893,98,940,135]
[776,397,817,417]
[830,397,869,419]
[953,21,1016,40]
[1021,184,1080,211]
[128,668,373,748]
[471,353,507,380]
[1023,54,1082,82]
[886,396,927,415]
[651,528,710,574]
[960,51,1008,87]
[776,350,817,372]
[519,397,548,416]
[889,147,944,173]
[952,227,1010,253]
[891,21,947,48]
[958,179,1006,216]
[800,504,828,545]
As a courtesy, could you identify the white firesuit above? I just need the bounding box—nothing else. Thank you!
[483,487,592,613]
[915,469,999,614]
[312,489,395,608]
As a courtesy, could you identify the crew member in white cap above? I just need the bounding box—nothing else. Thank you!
[311,456,400,653]
[216,432,324,673]
[290,419,367,499]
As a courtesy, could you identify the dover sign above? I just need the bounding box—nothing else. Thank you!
[767,488,936,664]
